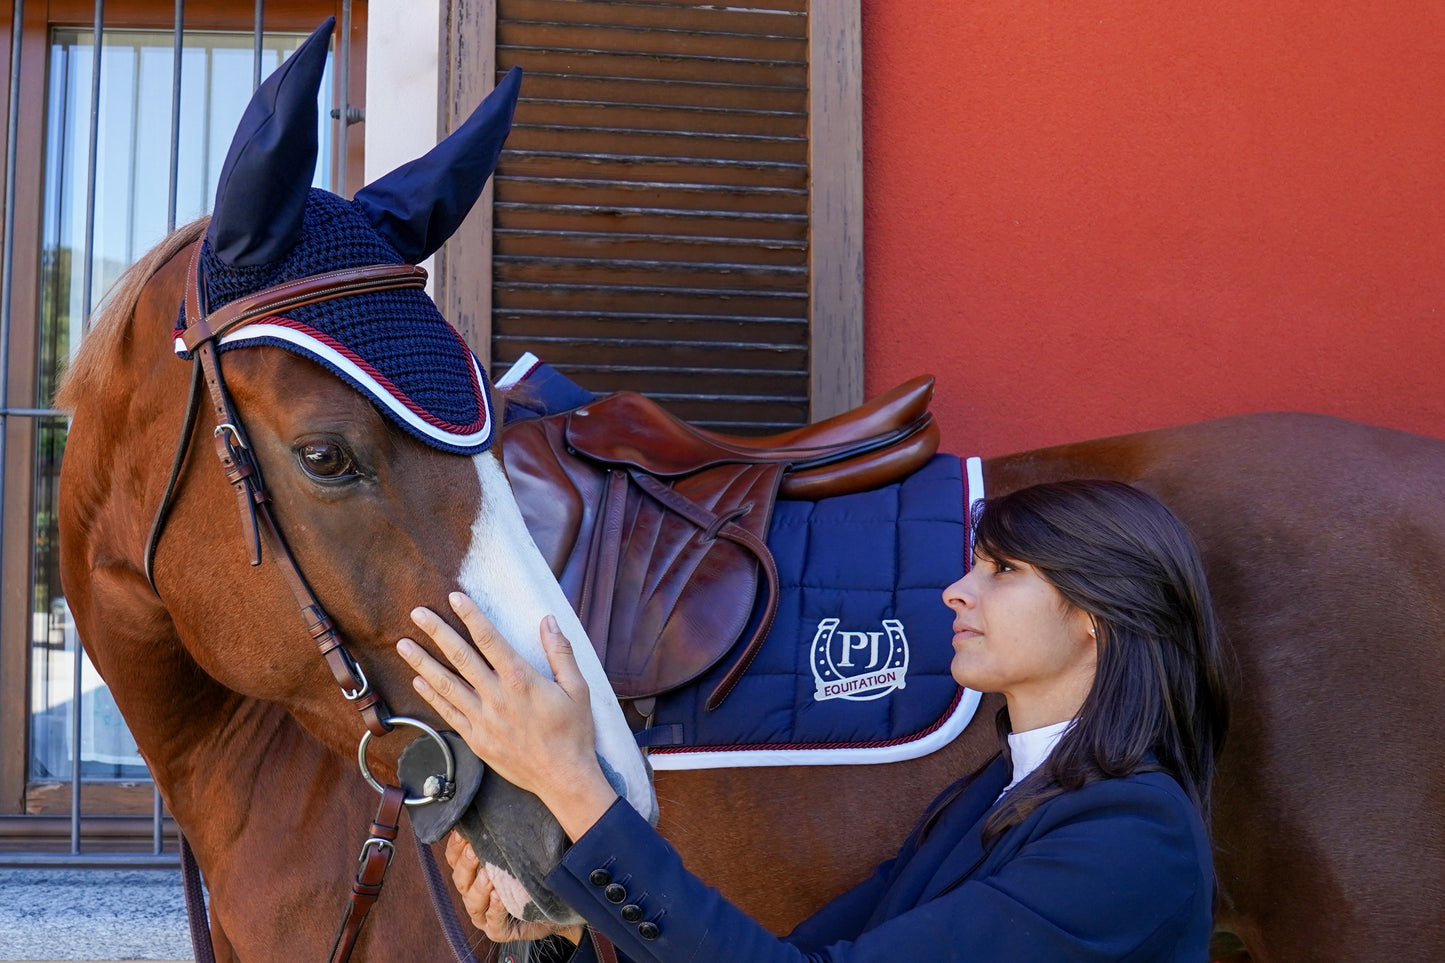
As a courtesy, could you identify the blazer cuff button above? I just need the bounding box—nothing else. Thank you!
[621,904,643,923]
[604,882,628,903]
[637,921,660,941]
[589,869,611,887]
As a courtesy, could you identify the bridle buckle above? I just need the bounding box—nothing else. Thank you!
[213,422,248,450]
[358,836,395,869]
[340,655,372,702]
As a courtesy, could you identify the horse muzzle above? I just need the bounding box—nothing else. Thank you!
[391,725,584,925]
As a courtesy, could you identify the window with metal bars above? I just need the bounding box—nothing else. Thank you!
[0,0,361,863]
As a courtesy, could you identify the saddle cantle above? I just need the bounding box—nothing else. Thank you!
[502,376,939,708]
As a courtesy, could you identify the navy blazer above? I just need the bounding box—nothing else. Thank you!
[547,755,1214,962]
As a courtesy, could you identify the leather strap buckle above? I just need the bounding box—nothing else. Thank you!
[357,836,395,869]
[340,655,372,702]
[212,422,247,450]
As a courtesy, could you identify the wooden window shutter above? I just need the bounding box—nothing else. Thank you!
[496,0,809,431]
[440,0,862,433]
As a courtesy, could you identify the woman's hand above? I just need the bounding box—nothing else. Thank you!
[445,831,583,945]
[396,592,618,840]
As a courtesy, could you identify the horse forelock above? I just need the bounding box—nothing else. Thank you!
[54,217,209,414]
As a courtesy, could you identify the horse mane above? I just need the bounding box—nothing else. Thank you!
[54,217,208,413]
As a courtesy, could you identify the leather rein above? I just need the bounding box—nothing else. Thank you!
[147,242,479,963]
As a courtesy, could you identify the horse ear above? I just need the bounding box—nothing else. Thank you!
[206,18,334,267]
[353,66,522,263]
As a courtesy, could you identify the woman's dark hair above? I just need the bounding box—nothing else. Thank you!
[970,480,1229,843]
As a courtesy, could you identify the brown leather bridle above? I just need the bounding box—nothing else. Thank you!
[148,241,480,963]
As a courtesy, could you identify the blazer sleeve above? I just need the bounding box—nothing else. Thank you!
[544,777,1210,963]
[785,766,983,950]
[560,817,903,961]
[782,854,898,950]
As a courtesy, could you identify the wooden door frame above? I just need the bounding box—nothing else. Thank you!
[438,0,865,419]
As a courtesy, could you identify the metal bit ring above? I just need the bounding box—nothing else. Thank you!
[357,716,456,806]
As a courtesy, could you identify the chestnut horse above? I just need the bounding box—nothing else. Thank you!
[60,202,1445,961]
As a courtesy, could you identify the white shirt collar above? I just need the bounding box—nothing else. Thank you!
[1001,719,1072,795]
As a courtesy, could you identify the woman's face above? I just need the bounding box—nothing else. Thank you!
[942,552,1098,730]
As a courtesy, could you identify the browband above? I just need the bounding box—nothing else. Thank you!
[181,260,428,353]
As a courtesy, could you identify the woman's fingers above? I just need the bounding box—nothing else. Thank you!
[447,592,535,689]
[442,836,543,944]
[398,592,606,810]
[540,614,591,705]
[447,837,493,928]
[396,637,482,738]
[409,603,499,692]
[443,830,470,871]
[484,889,514,939]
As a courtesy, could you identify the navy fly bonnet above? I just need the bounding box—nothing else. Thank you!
[176,17,520,455]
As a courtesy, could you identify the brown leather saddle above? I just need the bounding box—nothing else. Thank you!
[502,376,939,711]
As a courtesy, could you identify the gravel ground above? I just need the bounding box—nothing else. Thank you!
[0,870,192,961]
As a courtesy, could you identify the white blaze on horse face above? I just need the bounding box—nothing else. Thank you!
[458,453,658,823]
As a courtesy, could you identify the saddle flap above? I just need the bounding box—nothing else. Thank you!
[580,463,785,699]
[505,414,783,699]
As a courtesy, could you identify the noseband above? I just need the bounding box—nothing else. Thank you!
[146,241,480,963]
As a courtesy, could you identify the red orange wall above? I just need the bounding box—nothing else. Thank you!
[860,0,1445,457]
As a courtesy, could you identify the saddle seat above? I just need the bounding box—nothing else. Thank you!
[503,375,940,707]
[693,375,933,451]
[565,375,938,498]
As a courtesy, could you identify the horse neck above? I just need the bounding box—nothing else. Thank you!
[68,541,353,857]
[983,435,1150,494]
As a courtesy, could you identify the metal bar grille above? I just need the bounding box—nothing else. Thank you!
[0,0,354,871]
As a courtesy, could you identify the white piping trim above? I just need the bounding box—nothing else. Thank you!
[965,455,985,556]
[495,351,540,388]
[204,323,494,449]
[648,687,982,770]
[965,455,985,526]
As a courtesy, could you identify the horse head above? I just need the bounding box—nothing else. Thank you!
[64,17,654,929]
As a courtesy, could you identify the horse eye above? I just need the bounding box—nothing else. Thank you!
[297,441,358,480]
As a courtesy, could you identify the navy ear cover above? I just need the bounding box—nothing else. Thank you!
[353,66,522,263]
[206,18,334,267]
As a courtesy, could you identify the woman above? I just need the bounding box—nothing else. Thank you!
[397,479,1229,961]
